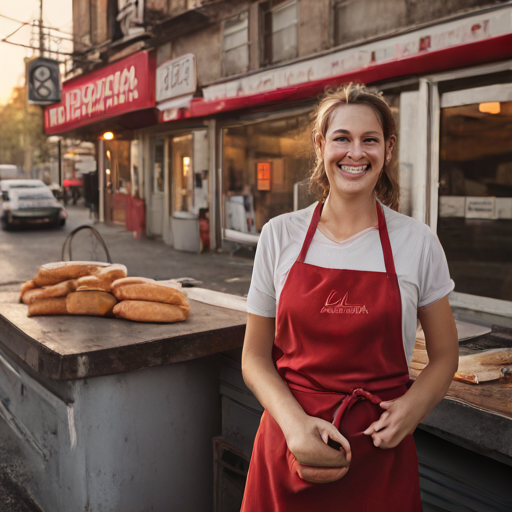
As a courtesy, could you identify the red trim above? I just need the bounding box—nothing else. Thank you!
[186,33,512,119]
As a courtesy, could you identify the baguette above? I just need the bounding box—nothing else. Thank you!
[66,291,118,317]
[28,297,68,316]
[113,300,190,323]
[76,264,128,292]
[22,279,77,304]
[34,261,110,287]
[112,279,187,306]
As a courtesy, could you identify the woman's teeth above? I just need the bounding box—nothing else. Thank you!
[339,164,369,174]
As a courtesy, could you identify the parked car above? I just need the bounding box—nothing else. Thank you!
[1,179,47,193]
[1,182,68,230]
[0,164,18,181]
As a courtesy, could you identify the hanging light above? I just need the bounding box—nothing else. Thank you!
[479,102,500,114]
[103,132,114,140]
[106,169,111,175]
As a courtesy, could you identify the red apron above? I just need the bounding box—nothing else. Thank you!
[241,201,422,512]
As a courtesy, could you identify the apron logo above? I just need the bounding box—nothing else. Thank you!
[321,291,369,314]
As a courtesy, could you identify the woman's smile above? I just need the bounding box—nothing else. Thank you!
[337,163,371,178]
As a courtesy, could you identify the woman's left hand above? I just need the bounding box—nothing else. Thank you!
[362,396,423,449]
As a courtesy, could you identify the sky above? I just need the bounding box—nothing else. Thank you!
[0,0,73,105]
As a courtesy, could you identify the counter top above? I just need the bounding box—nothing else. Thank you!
[0,300,246,381]
[418,377,512,466]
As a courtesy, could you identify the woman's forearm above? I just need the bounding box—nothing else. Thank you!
[242,353,308,439]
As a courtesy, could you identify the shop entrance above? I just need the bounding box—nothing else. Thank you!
[104,140,131,225]
[149,138,166,236]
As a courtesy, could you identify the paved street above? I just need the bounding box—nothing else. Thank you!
[0,204,254,511]
[0,205,254,295]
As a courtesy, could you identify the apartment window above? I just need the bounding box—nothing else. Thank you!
[222,11,249,77]
[261,1,298,65]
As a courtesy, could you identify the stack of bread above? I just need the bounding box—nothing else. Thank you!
[20,263,190,324]
[111,277,190,323]
[21,262,127,317]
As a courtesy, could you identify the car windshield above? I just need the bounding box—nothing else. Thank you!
[15,188,54,200]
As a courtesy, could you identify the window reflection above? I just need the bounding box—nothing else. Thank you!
[438,100,512,301]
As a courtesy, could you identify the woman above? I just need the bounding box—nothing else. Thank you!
[241,83,459,511]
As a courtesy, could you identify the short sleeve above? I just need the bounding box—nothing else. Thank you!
[247,222,278,317]
[418,229,455,308]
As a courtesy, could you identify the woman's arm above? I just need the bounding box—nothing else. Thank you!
[363,295,459,448]
[242,313,351,467]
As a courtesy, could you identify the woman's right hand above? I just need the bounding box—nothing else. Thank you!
[284,415,351,468]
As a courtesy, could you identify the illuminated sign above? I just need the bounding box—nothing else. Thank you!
[257,162,271,191]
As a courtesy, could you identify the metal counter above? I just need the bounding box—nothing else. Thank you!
[0,300,246,512]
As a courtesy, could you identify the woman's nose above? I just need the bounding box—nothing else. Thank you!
[347,141,364,160]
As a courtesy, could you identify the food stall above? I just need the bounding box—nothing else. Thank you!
[0,289,246,512]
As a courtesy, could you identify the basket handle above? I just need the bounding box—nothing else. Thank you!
[61,225,113,263]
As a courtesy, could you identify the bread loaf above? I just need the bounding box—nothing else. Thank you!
[28,297,68,316]
[76,264,128,292]
[66,291,118,317]
[22,279,77,304]
[112,278,187,306]
[113,300,190,323]
[20,280,36,303]
[34,261,109,287]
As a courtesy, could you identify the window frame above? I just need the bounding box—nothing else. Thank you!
[425,63,512,314]
[260,0,298,67]
[221,10,250,77]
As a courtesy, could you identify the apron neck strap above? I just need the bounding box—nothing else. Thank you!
[297,200,397,276]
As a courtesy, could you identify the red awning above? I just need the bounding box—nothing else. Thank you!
[63,180,83,188]
[177,33,512,120]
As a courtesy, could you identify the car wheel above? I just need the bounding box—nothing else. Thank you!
[59,219,66,227]
[1,221,11,231]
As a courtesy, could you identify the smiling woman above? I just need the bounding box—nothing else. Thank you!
[240,83,459,512]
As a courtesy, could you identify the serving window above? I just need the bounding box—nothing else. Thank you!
[437,93,512,302]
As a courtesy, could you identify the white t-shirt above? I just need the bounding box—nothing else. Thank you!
[247,202,455,365]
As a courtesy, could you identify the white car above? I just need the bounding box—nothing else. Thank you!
[1,181,68,230]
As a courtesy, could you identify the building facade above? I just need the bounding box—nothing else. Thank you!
[45,0,512,306]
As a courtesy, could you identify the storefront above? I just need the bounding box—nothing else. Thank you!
[138,53,211,251]
[44,50,157,226]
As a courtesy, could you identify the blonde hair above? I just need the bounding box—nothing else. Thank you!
[310,83,399,209]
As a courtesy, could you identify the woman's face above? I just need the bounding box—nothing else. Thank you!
[318,104,395,201]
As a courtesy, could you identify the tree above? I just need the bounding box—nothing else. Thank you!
[0,85,50,172]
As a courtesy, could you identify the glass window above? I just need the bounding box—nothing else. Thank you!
[262,1,298,65]
[222,113,313,238]
[222,11,249,77]
[171,134,194,213]
[153,138,165,194]
[438,100,512,302]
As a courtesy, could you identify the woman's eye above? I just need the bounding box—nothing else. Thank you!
[334,136,348,142]
[364,138,379,143]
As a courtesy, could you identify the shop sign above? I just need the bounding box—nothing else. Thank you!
[203,7,512,102]
[257,162,271,191]
[465,197,497,219]
[44,51,155,135]
[156,54,196,103]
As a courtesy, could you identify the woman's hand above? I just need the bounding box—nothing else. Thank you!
[363,396,423,449]
[285,415,351,467]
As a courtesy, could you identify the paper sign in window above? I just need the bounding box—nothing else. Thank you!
[257,162,271,191]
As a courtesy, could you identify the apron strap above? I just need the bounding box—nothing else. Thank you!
[297,201,396,276]
[376,202,396,276]
[297,202,323,263]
